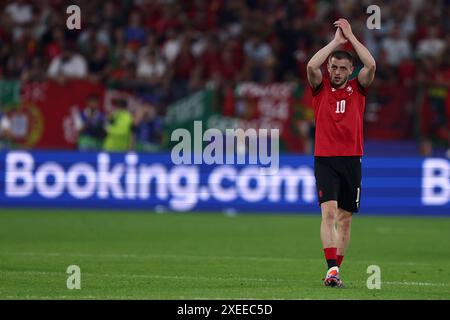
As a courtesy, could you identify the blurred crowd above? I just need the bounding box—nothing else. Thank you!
[73,94,163,152]
[0,0,449,154]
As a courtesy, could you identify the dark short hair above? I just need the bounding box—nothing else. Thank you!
[113,98,128,109]
[328,50,353,64]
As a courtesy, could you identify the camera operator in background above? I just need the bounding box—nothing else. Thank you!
[103,98,133,152]
[132,101,163,152]
[75,94,106,151]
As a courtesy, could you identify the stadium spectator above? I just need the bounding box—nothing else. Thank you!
[0,0,449,154]
[47,43,88,80]
[198,35,222,82]
[103,98,133,152]
[136,48,166,85]
[161,28,181,65]
[169,33,198,99]
[43,28,65,61]
[132,102,163,152]
[416,26,446,59]
[244,33,274,82]
[125,11,147,49]
[75,94,106,151]
[87,43,109,83]
[216,42,243,85]
[5,0,33,42]
[380,25,412,66]
[151,1,182,36]
[418,46,450,156]
[0,111,11,149]
[101,1,125,31]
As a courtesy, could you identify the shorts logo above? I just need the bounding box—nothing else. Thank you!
[319,190,323,198]
[356,187,360,208]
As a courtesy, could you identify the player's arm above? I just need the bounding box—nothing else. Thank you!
[334,18,376,88]
[306,28,347,89]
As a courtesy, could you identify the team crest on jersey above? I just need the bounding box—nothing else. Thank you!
[346,86,353,95]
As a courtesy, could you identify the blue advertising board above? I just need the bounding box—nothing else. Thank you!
[0,151,449,216]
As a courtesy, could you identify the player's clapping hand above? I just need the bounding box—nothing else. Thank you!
[333,27,348,45]
[334,18,354,40]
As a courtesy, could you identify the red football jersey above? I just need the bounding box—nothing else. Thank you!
[312,77,367,156]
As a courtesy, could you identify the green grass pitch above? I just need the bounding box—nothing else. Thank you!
[0,209,449,299]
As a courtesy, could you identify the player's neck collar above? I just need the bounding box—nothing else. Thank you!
[330,81,348,90]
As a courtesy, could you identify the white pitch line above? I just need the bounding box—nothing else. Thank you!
[1,251,295,262]
[1,270,448,287]
[0,295,143,300]
[0,251,439,266]
[382,281,448,287]
[0,270,303,283]
[0,295,291,300]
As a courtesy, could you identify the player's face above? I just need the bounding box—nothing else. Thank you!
[327,58,353,88]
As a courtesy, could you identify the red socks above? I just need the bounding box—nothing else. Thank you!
[324,247,337,260]
[337,255,344,267]
[323,247,337,269]
[323,249,345,268]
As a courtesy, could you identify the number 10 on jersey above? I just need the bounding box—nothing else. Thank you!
[336,100,346,113]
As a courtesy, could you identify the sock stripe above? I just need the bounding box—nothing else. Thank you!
[324,247,338,269]
[337,255,344,267]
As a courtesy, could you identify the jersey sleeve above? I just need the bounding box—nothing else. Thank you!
[355,78,368,96]
[310,79,325,97]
